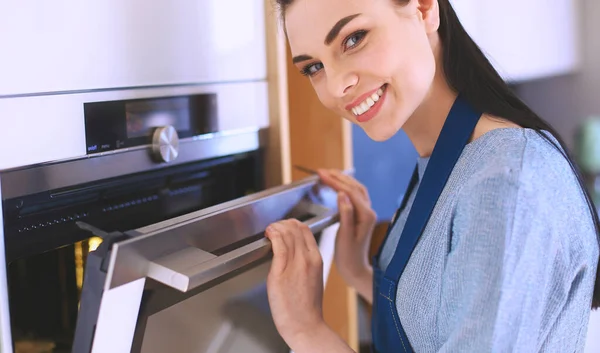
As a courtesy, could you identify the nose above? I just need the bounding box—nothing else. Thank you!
[326,68,358,98]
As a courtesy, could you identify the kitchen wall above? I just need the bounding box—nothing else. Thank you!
[515,1,600,351]
[515,1,600,150]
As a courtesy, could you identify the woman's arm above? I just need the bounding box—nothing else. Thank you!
[291,323,356,353]
[265,220,356,353]
[436,171,580,352]
[317,169,377,305]
[347,265,374,304]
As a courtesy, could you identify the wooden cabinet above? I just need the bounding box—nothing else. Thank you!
[450,0,580,82]
[263,3,359,350]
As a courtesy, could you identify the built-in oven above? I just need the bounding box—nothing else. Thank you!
[0,93,340,353]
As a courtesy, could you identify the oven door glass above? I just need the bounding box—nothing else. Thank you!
[73,176,339,353]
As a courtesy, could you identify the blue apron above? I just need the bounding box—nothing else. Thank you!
[371,95,481,352]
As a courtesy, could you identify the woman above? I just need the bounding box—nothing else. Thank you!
[264,0,600,352]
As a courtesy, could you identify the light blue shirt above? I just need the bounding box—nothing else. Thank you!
[379,128,599,352]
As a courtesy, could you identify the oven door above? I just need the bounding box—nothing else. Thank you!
[72,175,340,353]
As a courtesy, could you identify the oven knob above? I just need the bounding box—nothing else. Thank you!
[151,126,179,163]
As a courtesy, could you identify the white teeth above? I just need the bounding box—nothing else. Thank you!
[351,85,386,116]
[360,101,369,112]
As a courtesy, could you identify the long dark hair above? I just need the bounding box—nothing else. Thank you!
[275,0,600,309]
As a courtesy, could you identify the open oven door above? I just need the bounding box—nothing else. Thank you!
[71,174,341,353]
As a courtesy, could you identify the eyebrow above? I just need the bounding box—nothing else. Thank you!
[292,54,313,64]
[324,13,361,45]
[291,13,362,65]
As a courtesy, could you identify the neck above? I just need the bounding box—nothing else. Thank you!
[402,35,457,158]
[403,76,457,157]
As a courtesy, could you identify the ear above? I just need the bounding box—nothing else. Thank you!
[418,0,440,33]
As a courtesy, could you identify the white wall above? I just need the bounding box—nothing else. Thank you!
[515,1,600,351]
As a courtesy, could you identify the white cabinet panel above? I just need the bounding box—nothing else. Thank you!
[450,0,579,82]
[0,0,267,96]
[0,82,269,170]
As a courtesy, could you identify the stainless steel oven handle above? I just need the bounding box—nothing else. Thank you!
[147,208,339,293]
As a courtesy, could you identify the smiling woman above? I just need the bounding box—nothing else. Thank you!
[265,0,600,353]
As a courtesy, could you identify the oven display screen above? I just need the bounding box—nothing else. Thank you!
[126,98,191,138]
[84,93,218,154]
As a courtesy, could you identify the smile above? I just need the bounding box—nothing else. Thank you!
[351,85,386,116]
[347,84,388,123]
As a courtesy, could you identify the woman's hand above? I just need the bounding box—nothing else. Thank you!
[265,219,355,353]
[265,219,326,350]
[318,169,376,303]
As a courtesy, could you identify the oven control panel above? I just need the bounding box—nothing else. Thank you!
[84,93,217,155]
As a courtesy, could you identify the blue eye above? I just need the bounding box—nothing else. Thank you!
[343,30,367,50]
[301,62,324,77]
[298,30,368,78]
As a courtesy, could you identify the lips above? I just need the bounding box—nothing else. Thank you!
[344,84,388,123]
[345,85,386,112]
[351,86,386,116]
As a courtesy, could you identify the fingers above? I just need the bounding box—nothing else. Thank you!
[332,172,370,201]
[337,191,356,236]
[318,169,370,203]
[297,221,322,265]
[288,220,322,269]
[265,224,289,275]
[289,219,310,256]
[266,219,322,268]
[318,170,375,224]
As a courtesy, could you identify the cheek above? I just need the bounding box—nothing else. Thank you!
[361,28,436,141]
[356,32,435,94]
[388,31,436,104]
[313,83,336,110]
[355,41,396,81]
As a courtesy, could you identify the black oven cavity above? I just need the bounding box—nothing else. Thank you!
[2,151,263,352]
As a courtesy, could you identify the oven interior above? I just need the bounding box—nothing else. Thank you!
[2,150,264,352]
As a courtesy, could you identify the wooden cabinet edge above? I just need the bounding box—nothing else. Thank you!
[264,1,292,188]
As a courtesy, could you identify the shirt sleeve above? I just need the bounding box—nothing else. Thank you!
[437,168,570,352]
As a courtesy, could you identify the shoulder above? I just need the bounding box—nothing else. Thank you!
[456,128,582,206]
[452,128,597,263]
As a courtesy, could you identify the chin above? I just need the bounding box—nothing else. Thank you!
[360,124,400,142]
[354,111,404,142]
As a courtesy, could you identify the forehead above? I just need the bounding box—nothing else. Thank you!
[285,0,376,54]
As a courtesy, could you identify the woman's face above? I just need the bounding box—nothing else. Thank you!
[285,0,439,141]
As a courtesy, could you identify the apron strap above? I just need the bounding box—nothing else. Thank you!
[373,165,419,261]
[384,95,482,282]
